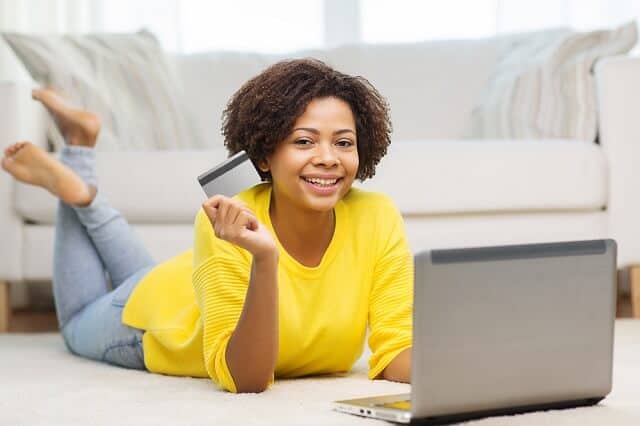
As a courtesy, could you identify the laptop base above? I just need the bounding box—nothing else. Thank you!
[410,396,604,425]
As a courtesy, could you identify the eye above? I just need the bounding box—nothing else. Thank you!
[337,139,354,147]
[295,139,313,145]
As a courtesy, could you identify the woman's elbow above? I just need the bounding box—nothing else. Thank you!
[230,372,273,393]
[234,380,270,393]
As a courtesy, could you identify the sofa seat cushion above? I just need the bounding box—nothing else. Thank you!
[355,139,607,215]
[14,139,606,224]
[15,148,229,225]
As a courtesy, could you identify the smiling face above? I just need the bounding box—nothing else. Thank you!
[260,96,359,214]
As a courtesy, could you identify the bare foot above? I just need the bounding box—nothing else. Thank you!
[1,141,96,207]
[32,88,101,148]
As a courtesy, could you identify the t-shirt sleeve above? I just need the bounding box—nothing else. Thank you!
[367,195,413,380]
[192,207,261,392]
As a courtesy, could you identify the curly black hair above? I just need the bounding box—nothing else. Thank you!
[221,58,392,181]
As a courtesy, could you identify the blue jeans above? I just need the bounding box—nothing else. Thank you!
[52,145,156,369]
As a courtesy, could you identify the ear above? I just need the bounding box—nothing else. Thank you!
[258,159,270,173]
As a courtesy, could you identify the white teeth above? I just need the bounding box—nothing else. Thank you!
[304,177,338,186]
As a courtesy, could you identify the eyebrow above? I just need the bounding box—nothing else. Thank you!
[293,127,356,136]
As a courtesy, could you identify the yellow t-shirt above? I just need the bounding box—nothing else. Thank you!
[122,183,413,392]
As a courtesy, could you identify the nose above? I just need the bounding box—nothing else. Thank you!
[312,142,340,167]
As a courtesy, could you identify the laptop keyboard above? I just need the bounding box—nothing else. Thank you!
[377,399,411,410]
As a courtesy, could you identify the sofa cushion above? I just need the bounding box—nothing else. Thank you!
[324,40,502,141]
[176,29,634,148]
[21,224,195,280]
[14,139,606,224]
[357,139,607,214]
[175,49,328,151]
[175,39,503,147]
[3,30,203,152]
[15,148,229,225]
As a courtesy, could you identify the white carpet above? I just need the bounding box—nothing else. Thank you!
[1,320,640,425]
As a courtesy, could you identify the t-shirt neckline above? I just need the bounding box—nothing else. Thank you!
[260,184,346,277]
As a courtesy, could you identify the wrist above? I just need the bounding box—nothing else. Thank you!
[253,248,279,264]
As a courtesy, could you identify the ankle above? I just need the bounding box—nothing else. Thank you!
[67,129,97,147]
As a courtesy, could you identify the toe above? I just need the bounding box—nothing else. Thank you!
[7,142,24,155]
[6,143,18,155]
[1,156,12,172]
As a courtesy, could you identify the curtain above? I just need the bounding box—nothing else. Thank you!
[0,0,102,80]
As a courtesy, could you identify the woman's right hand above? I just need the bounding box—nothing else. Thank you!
[202,195,278,260]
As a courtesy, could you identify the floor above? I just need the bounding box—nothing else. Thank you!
[3,321,640,425]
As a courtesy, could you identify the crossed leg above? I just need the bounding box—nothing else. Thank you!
[1,89,155,368]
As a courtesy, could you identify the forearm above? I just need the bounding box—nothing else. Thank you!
[381,347,411,383]
[225,251,279,392]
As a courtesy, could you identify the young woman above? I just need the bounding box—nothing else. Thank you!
[1,59,412,393]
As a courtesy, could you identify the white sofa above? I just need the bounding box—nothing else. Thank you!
[1,39,639,330]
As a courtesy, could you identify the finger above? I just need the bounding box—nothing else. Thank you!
[217,199,230,226]
[229,204,244,226]
[201,198,217,216]
[246,214,259,231]
[224,198,250,224]
[213,209,225,239]
[238,211,259,232]
[203,194,225,210]
[202,197,223,223]
[204,194,236,212]
[204,205,217,223]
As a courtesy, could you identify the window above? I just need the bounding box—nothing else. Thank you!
[98,0,324,53]
[94,0,639,52]
[360,0,638,45]
[360,0,499,43]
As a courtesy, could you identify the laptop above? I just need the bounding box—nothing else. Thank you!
[334,239,617,424]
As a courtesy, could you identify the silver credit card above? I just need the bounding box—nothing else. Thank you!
[197,150,262,198]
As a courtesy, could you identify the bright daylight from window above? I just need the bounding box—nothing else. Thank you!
[95,0,640,53]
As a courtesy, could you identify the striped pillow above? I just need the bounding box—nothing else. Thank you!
[2,30,204,151]
[469,22,638,141]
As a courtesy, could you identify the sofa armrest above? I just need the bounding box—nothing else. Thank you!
[0,81,49,281]
[595,55,640,267]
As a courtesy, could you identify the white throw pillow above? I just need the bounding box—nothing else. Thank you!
[469,21,638,141]
[2,29,204,152]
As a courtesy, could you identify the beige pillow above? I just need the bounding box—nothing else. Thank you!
[470,21,638,141]
[2,29,204,151]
